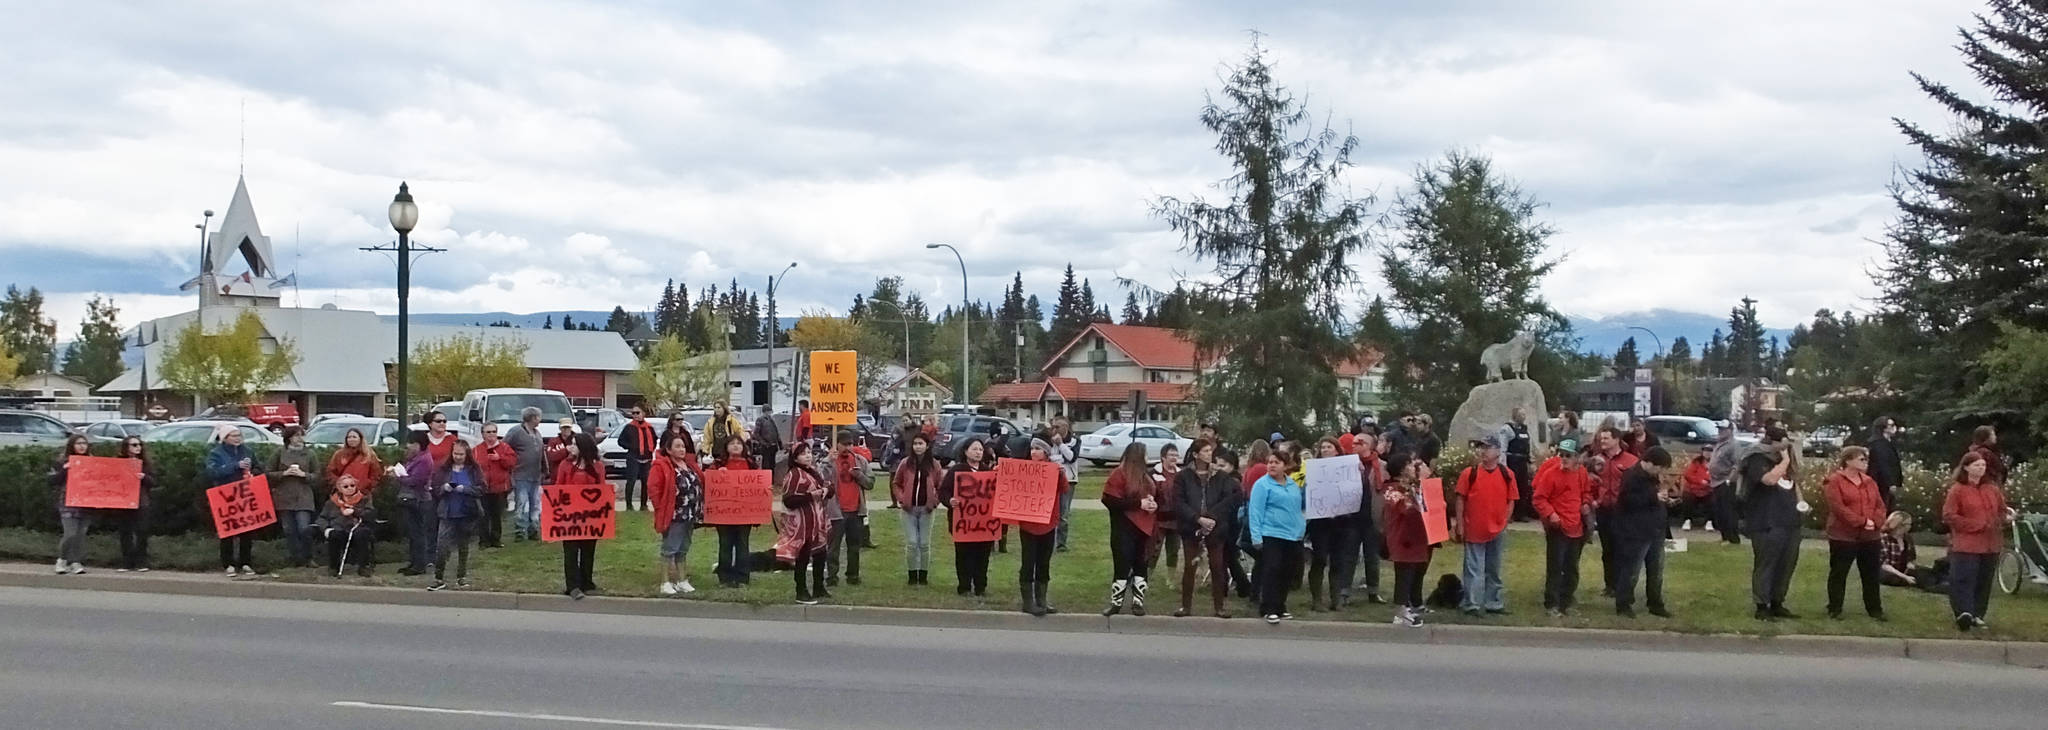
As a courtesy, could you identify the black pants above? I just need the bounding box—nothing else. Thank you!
[1948,552,1997,618]
[793,551,826,595]
[828,518,861,580]
[562,539,597,592]
[1613,537,1665,612]
[955,542,993,594]
[1393,559,1430,609]
[1306,518,1356,605]
[1354,511,1381,596]
[1826,539,1883,615]
[435,517,477,581]
[1109,517,1150,581]
[1257,538,1303,616]
[1750,526,1801,607]
[1674,494,1713,529]
[219,535,253,569]
[715,525,753,584]
[1509,456,1534,520]
[1146,529,1180,575]
[1018,531,1055,585]
[1712,484,1742,544]
[325,527,374,571]
[1594,507,1619,591]
[1226,542,1253,596]
[118,502,150,570]
[623,458,652,510]
[1542,525,1585,611]
[479,493,507,547]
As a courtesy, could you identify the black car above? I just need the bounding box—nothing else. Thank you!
[931,414,1026,464]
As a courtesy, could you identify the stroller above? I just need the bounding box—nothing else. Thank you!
[1999,511,2048,594]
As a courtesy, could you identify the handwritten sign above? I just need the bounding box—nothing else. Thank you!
[809,350,859,426]
[207,475,276,538]
[541,482,617,541]
[1418,477,1449,544]
[1304,455,1363,519]
[992,457,1059,524]
[704,469,772,526]
[949,471,1001,542]
[66,455,142,509]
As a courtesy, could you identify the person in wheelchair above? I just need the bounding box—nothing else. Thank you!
[318,477,378,577]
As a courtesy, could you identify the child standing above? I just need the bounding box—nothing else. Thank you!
[1385,459,1436,627]
[430,441,482,591]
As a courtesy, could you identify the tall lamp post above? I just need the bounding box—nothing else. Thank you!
[387,184,419,419]
[766,262,797,421]
[926,243,968,405]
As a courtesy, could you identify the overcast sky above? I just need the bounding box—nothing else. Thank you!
[0,0,1979,339]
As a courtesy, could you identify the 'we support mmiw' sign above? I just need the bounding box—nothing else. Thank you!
[810,350,858,426]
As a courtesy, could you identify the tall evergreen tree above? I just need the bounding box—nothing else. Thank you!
[1612,337,1640,379]
[1702,329,1726,376]
[1151,40,1372,440]
[1726,297,1767,380]
[1666,335,1694,372]
[0,285,56,374]
[542,315,554,330]
[61,295,125,387]
[561,314,577,331]
[1048,264,1086,350]
[1121,292,1144,325]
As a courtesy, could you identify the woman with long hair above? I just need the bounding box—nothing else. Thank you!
[205,425,259,578]
[269,425,320,568]
[892,433,943,586]
[710,434,758,588]
[114,436,156,572]
[1100,442,1158,616]
[1304,437,1356,612]
[1173,438,1240,618]
[430,440,483,591]
[325,428,382,494]
[939,438,997,597]
[1822,446,1887,621]
[1943,451,2012,631]
[48,434,95,574]
[649,434,705,596]
[774,440,832,604]
[1248,446,1307,625]
[553,433,607,599]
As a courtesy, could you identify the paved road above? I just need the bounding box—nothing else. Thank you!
[1,587,2041,730]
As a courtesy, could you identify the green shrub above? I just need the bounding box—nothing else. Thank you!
[0,443,406,538]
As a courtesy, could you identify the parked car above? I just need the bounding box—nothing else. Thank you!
[190,402,301,431]
[1642,416,1722,449]
[931,414,1026,463]
[1803,426,1848,458]
[83,418,155,445]
[1079,422,1194,466]
[459,388,578,441]
[306,417,403,447]
[576,408,626,442]
[310,413,368,425]
[0,409,78,447]
[601,417,667,478]
[429,401,464,424]
[143,420,282,445]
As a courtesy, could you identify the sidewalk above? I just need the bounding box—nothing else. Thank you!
[2,562,2040,670]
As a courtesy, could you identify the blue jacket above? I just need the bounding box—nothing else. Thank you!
[1247,473,1306,545]
[435,465,481,520]
[206,443,254,487]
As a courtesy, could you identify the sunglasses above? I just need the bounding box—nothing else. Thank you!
[431,418,448,424]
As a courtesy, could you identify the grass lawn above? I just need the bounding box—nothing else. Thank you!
[7,469,2045,643]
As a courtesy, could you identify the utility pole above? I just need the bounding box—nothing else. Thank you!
[1014,321,1024,381]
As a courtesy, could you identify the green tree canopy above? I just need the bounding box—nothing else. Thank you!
[61,295,126,388]
[158,310,298,406]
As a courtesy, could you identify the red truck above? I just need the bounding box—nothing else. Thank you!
[192,402,302,432]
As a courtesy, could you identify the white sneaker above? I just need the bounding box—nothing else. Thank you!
[1703,521,1715,532]
[239,565,257,577]
[1681,520,1693,531]
[225,567,239,578]
[69,563,86,575]
[55,559,68,574]
[659,582,678,596]
[679,579,696,594]
[1390,610,1406,625]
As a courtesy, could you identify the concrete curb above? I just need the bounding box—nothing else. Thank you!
[3,568,2040,670]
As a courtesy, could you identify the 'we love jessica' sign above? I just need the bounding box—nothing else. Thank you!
[540,482,617,542]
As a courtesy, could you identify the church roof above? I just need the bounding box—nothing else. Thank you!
[206,176,277,277]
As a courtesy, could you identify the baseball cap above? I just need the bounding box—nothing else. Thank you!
[1269,431,1285,443]
[1556,437,1580,454]
[1471,432,1504,450]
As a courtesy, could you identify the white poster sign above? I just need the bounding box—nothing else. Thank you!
[1303,455,1364,520]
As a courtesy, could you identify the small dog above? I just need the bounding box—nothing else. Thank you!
[1426,573,1465,609]
[746,549,790,573]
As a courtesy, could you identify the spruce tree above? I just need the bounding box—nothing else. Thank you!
[1612,337,1640,380]
[1122,293,1145,325]
[61,295,126,387]
[1048,265,1085,349]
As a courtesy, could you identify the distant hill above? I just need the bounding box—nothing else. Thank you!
[389,311,799,334]
[1566,309,1794,355]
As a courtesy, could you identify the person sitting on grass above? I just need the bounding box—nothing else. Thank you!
[318,477,377,577]
[650,434,705,597]
[1878,511,1933,590]
[1677,447,1713,531]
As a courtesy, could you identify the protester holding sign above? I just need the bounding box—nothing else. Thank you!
[892,433,944,587]
[1011,439,1071,617]
[1173,439,1240,618]
[114,437,156,572]
[709,435,760,588]
[1304,438,1360,612]
[650,436,705,596]
[1385,459,1436,627]
[939,438,998,597]
[775,441,833,605]
[553,433,608,600]
[268,426,321,569]
[429,441,484,591]
[822,432,872,587]
[1248,447,1307,625]
[47,435,96,575]
[1100,443,1159,616]
[205,425,259,578]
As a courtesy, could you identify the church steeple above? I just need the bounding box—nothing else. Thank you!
[197,176,284,308]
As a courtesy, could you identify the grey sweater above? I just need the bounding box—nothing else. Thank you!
[268,445,320,513]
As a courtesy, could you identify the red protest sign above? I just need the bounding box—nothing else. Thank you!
[66,455,142,509]
[207,475,276,538]
[992,458,1059,525]
[704,469,772,526]
[541,482,616,541]
[948,471,1001,543]
[1419,477,1450,545]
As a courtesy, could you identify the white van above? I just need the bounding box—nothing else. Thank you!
[462,388,577,439]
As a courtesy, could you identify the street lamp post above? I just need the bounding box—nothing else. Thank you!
[868,299,914,372]
[387,184,419,419]
[926,243,968,405]
[766,262,797,421]
[724,320,737,403]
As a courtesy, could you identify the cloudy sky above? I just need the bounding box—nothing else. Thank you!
[0,0,1980,338]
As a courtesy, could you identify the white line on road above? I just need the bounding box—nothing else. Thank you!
[329,701,794,730]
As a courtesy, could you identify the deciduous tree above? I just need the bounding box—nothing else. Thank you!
[158,310,298,407]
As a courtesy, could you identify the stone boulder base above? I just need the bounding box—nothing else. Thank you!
[1448,379,1549,447]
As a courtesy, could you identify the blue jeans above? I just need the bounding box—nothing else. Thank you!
[280,509,316,564]
[1461,534,1506,611]
[1055,483,1076,548]
[511,476,541,534]
[902,508,933,572]
[404,501,438,571]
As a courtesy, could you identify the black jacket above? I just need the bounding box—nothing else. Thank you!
[1614,466,1668,542]
[1175,468,1240,537]
[1866,435,1902,490]
[1738,450,1800,532]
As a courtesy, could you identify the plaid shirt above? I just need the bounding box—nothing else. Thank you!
[1880,533,1916,572]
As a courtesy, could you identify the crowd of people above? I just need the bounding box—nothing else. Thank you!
[42,403,2023,632]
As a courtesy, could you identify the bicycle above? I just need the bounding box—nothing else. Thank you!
[1996,508,2048,594]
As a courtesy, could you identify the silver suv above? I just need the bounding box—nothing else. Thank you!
[0,409,78,447]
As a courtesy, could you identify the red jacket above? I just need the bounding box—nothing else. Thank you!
[325,447,382,493]
[1593,449,1639,509]
[546,436,575,470]
[649,453,703,534]
[552,458,605,486]
[1241,463,1268,497]
[1943,481,2009,555]
[1014,469,1071,536]
[1383,486,1432,563]
[892,457,943,510]
[1102,468,1156,537]
[1823,469,1885,542]
[475,439,516,494]
[1531,457,1593,539]
[1682,459,1711,498]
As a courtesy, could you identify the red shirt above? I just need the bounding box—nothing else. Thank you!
[835,452,863,512]
[1531,457,1592,539]
[475,440,516,494]
[425,430,458,466]
[1594,449,1639,508]
[1102,468,1156,536]
[1014,470,1071,536]
[1455,463,1518,543]
[1241,463,1268,497]
[1824,470,1886,542]
[1384,489,1432,563]
[795,409,813,440]
[1682,459,1711,498]
[1943,481,2009,555]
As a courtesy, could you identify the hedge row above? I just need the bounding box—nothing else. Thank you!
[0,443,407,539]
